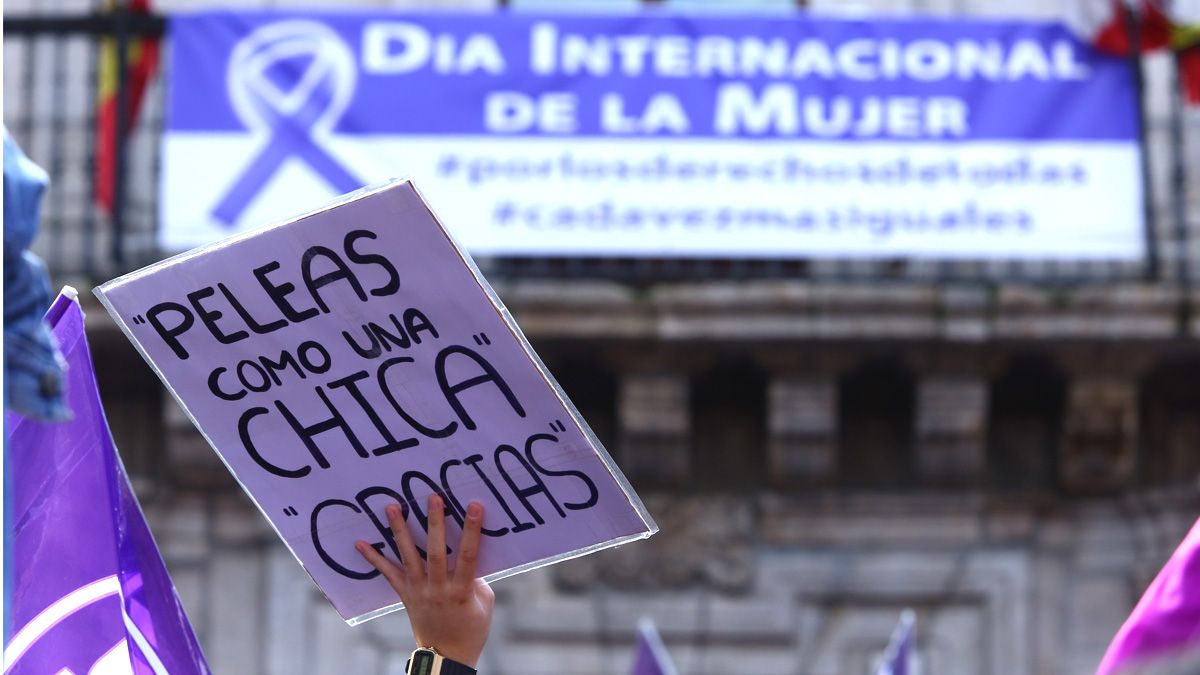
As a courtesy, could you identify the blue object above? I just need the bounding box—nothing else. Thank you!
[3,129,69,423]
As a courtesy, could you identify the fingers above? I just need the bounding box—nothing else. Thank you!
[387,503,426,584]
[356,540,406,596]
[374,496,481,594]
[426,493,448,586]
[453,502,484,589]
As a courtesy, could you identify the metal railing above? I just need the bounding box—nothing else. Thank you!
[3,5,1196,288]
[5,9,166,282]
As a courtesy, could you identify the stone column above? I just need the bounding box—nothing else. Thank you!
[767,376,837,485]
[617,372,690,484]
[915,376,988,483]
[1061,378,1138,491]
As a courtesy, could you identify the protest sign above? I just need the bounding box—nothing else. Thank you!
[96,180,657,624]
[162,11,1143,261]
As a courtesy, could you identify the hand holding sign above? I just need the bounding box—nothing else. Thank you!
[357,496,493,669]
[96,179,656,623]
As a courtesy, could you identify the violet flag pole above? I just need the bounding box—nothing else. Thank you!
[630,617,679,675]
[1098,517,1200,675]
[875,609,915,675]
[4,289,209,674]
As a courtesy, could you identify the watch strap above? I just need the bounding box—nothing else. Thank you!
[436,656,477,675]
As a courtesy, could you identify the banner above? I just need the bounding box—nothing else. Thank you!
[162,11,1144,261]
[5,290,210,675]
[97,180,657,624]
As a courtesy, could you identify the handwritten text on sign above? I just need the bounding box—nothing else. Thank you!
[97,181,655,623]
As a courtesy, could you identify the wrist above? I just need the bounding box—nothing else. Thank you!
[412,634,481,669]
[427,644,480,669]
[407,646,478,675]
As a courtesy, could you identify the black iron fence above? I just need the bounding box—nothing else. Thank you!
[5,10,165,282]
[3,6,1196,287]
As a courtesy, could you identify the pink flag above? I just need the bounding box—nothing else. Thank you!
[1098,517,1200,674]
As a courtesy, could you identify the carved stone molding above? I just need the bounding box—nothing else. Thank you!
[618,373,691,484]
[767,376,837,485]
[915,377,988,483]
[1061,378,1138,492]
[554,496,754,593]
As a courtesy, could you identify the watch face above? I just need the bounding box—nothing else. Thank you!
[410,650,435,675]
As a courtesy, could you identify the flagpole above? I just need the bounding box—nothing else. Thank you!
[113,0,130,269]
[1168,1,1193,330]
[1126,0,1161,281]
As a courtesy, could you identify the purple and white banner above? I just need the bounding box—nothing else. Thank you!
[163,11,1143,260]
[5,291,210,675]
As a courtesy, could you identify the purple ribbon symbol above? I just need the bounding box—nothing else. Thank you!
[214,21,363,226]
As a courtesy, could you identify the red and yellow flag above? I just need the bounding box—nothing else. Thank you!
[1172,18,1200,105]
[94,0,159,214]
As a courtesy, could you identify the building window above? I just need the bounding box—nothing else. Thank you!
[986,354,1065,493]
[547,356,618,451]
[691,359,767,490]
[838,358,915,488]
[1140,358,1200,486]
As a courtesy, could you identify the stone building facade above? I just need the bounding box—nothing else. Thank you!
[79,276,1200,675]
[9,0,1200,673]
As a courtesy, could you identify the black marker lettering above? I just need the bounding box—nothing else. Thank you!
[400,471,463,558]
[311,499,379,580]
[301,246,367,314]
[275,388,368,469]
[217,282,287,334]
[328,370,419,456]
[239,406,311,478]
[258,349,306,387]
[344,230,400,297]
[145,301,195,360]
[525,433,599,511]
[296,341,332,374]
[495,444,566,524]
[369,319,411,351]
[377,357,457,439]
[403,308,438,343]
[436,345,526,431]
[187,286,249,345]
[354,485,408,561]
[207,367,245,401]
[253,260,319,323]
[343,326,383,359]
[439,458,509,537]
[463,453,534,534]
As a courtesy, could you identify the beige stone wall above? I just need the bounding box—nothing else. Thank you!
[82,280,1200,674]
[131,433,1199,675]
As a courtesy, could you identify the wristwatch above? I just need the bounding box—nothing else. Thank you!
[405,646,477,675]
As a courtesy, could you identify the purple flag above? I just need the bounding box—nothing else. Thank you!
[875,610,915,675]
[1098,517,1200,675]
[4,289,210,674]
[630,618,678,675]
